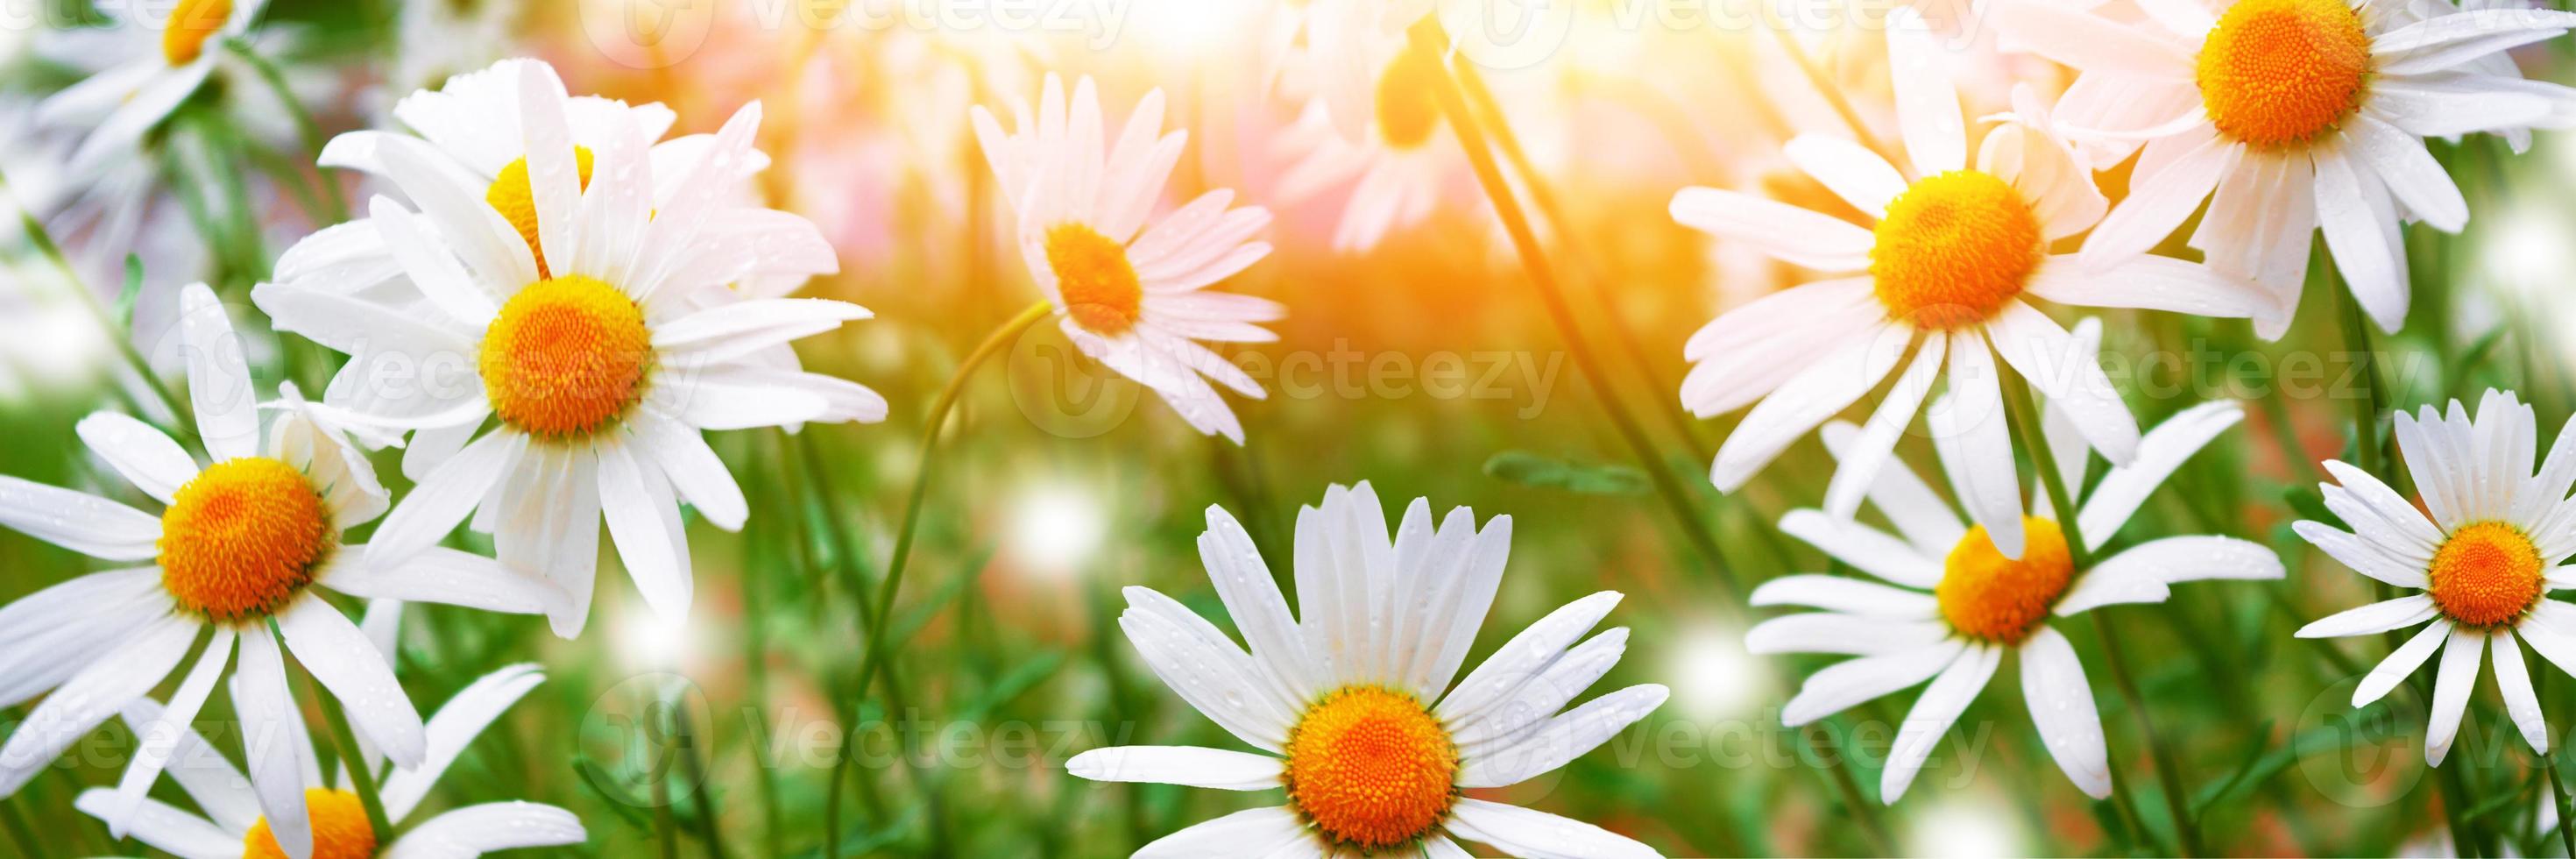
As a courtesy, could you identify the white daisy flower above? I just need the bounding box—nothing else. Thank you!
[1992,0,2576,332]
[31,0,265,176]
[1669,13,2275,558]
[972,74,1283,444]
[251,60,886,638]
[1067,481,1667,857]
[285,57,832,311]
[2294,389,2576,766]
[74,663,584,858]
[1755,400,2282,801]
[0,282,563,854]
[1270,0,1464,252]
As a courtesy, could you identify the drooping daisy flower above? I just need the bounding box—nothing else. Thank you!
[1067,482,1667,857]
[972,74,1283,444]
[253,61,885,638]
[32,0,265,175]
[2295,389,2576,765]
[1669,14,2275,557]
[1754,401,2282,801]
[0,283,563,853]
[74,664,584,858]
[1270,0,1467,252]
[1992,0,2576,332]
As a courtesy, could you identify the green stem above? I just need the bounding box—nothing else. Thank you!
[222,37,346,223]
[0,166,197,444]
[1808,722,1893,855]
[1999,366,2204,854]
[670,692,728,858]
[1448,57,1710,464]
[824,299,1051,858]
[2544,671,2576,859]
[309,673,396,841]
[0,795,39,858]
[1414,24,1735,592]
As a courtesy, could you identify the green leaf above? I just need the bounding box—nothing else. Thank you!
[1483,451,1648,494]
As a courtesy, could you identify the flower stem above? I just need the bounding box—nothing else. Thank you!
[0,166,197,444]
[1447,58,1711,464]
[220,37,346,224]
[1999,365,2204,854]
[1413,24,1735,591]
[307,669,396,841]
[1807,722,1893,855]
[824,299,1052,858]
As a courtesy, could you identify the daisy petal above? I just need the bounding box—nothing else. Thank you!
[0,476,162,561]
[1120,586,1299,751]
[1709,323,1907,492]
[1778,510,1943,588]
[1781,640,1966,726]
[1134,806,1312,859]
[76,412,197,504]
[73,789,237,859]
[103,629,235,838]
[1931,338,2025,557]
[2076,401,2244,543]
[1886,9,1967,174]
[2495,633,2550,754]
[1749,574,1938,616]
[1447,799,1661,859]
[1785,134,1907,217]
[1065,746,1283,791]
[2356,620,2452,707]
[381,802,588,858]
[379,664,548,820]
[1668,188,1872,271]
[1438,593,1624,724]
[1985,303,2139,465]
[1882,642,2001,803]
[2020,627,2111,799]
[2296,594,2439,638]
[2293,521,2430,588]
[277,598,426,768]
[1746,614,1949,656]
[1456,687,1671,791]
[323,545,563,616]
[2427,625,2483,766]
[0,614,195,795]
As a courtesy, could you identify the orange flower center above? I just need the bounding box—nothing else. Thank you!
[1374,46,1443,151]
[1936,516,2076,644]
[244,789,377,859]
[2194,0,2372,149]
[479,274,652,439]
[2427,522,2544,628]
[485,146,598,279]
[1869,170,2042,330]
[1283,685,1459,851]
[1044,223,1143,337]
[160,0,230,66]
[158,458,334,623]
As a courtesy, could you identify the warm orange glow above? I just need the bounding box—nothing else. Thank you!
[159,458,333,623]
[2428,522,2544,627]
[1375,46,1444,150]
[1937,517,2075,644]
[2195,0,2371,149]
[1284,685,1460,851]
[1044,224,1144,336]
[244,789,377,859]
[480,274,651,439]
[1870,171,2043,329]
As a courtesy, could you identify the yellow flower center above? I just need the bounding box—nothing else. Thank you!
[1044,223,1143,337]
[1936,516,2075,644]
[158,458,334,624]
[2427,522,2544,628]
[478,274,652,440]
[1869,170,2043,330]
[1283,685,1460,852]
[160,0,230,66]
[1373,46,1443,151]
[244,789,377,859]
[2194,0,2372,149]
[485,146,598,280]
